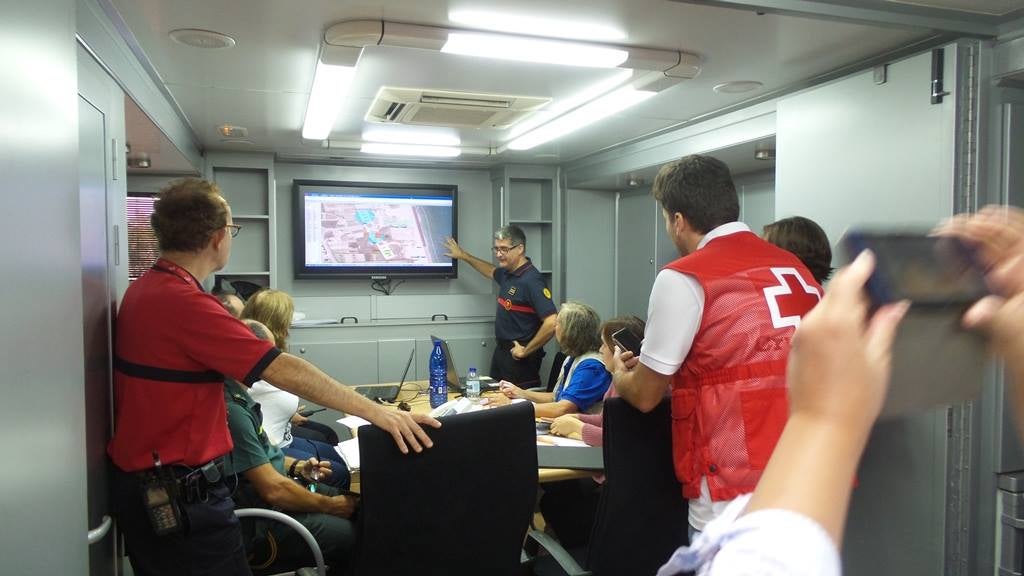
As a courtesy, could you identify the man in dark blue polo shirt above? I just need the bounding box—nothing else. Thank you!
[445,225,557,386]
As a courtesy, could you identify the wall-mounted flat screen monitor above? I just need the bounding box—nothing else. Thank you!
[293,180,457,279]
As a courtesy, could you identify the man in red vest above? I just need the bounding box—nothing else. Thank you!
[612,155,822,537]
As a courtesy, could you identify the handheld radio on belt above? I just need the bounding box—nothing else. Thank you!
[141,451,183,535]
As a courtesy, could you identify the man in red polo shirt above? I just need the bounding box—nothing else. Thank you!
[612,155,822,539]
[109,178,439,576]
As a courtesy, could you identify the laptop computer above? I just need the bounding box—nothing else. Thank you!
[354,347,415,403]
[429,335,497,392]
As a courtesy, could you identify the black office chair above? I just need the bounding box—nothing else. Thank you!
[352,401,538,576]
[587,397,688,575]
[528,397,688,576]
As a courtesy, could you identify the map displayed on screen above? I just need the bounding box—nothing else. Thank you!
[303,192,453,268]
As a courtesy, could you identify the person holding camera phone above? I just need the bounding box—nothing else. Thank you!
[611,155,822,538]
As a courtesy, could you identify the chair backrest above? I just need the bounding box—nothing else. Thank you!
[545,351,568,393]
[586,397,688,576]
[354,401,538,576]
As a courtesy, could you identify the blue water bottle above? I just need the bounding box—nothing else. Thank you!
[429,340,448,409]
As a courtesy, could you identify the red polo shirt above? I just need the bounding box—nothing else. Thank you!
[107,259,280,471]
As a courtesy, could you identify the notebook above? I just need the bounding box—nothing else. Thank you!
[354,347,415,403]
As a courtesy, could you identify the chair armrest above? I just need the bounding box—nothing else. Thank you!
[234,508,326,576]
[524,529,592,576]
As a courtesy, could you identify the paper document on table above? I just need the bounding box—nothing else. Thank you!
[338,415,371,429]
[335,438,360,472]
[537,435,589,447]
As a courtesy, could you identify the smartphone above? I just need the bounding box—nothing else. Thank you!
[299,407,326,417]
[611,327,643,357]
[841,231,989,309]
[536,420,552,435]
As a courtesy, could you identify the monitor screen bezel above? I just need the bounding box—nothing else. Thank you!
[293,179,458,280]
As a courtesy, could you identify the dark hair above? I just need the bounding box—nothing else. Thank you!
[600,316,646,349]
[494,224,527,248]
[763,216,833,284]
[651,155,739,234]
[151,178,229,252]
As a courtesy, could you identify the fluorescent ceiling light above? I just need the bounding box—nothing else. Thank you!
[301,62,357,141]
[448,10,626,42]
[441,32,628,69]
[362,128,461,147]
[508,86,656,150]
[507,69,633,139]
[361,143,462,158]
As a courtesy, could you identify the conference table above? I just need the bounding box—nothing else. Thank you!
[343,381,604,489]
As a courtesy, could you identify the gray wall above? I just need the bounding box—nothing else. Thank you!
[274,161,494,299]
[564,188,616,320]
[736,170,776,234]
[776,48,957,576]
[0,0,90,574]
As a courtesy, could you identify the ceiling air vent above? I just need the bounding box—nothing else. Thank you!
[366,87,549,129]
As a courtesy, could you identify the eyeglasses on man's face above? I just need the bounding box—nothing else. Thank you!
[225,224,242,238]
[492,244,521,255]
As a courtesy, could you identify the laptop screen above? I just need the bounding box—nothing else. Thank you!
[429,335,463,390]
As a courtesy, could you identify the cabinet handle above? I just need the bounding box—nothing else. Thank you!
[481,340,488,348]
[650,258,654,264]
[340,316,358,324]
[299,348,307,354]
[431,314,449,321]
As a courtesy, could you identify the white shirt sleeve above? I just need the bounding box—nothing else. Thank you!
[657,494,841,576]
[639,269,704,376]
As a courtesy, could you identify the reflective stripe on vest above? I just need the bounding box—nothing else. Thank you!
[498,297,536,314]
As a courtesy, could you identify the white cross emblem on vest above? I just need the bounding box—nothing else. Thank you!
[763,267,822,329]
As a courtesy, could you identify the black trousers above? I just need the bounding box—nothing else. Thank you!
[538,478,602,550]
[112,466,251,576]
[490,343,545,387]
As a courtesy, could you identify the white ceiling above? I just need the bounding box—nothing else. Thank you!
[111,0,935,167]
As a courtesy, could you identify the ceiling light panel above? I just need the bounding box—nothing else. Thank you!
[508,86,656,150]
[448,10,626,42]
[361,143,462,157]
[362,127,461,146]
[442,32,629,69]
[507,69,633,139]
[301,62,357,141]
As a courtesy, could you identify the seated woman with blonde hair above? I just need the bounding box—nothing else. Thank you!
[493,301,611,418]
[241,289,349,488]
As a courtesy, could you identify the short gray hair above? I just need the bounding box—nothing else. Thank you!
[242,319,275,344]
[494,225,526,248]
[556,301,602,357]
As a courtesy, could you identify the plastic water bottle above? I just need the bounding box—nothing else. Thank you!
[429,340,448,409]
[466,367,480,399]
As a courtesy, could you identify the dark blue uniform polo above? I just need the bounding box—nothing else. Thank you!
[492,258,558,342]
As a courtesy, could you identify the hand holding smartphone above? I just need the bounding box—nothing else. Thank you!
[611,327,643,357]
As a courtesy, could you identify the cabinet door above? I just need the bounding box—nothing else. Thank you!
[295,341,378,385]
[378,339,417,385]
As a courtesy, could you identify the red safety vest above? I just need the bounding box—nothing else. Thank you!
[666,231,821,501]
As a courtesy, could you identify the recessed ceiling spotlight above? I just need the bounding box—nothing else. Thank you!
[169,28,236,49]
[218,124,248,138]
[713,81,763,94]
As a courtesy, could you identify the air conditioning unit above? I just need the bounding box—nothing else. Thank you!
[366,87,550,129]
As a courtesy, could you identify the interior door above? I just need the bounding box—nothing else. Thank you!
[78,44,125,575]
[615,190,659,319]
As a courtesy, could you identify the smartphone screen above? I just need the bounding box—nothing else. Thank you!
[843,232,989,307]
[611,327,643,356]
